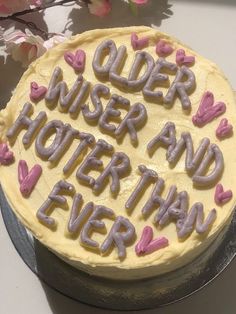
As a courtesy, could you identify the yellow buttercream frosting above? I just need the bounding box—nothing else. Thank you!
[0,26,236,280]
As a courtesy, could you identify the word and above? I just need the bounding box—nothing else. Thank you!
[147,121,224,186]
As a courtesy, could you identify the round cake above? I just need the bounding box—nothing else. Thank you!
[0,26,235,280]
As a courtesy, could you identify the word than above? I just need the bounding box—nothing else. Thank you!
[36,180,135,259]
[147,121,224,186]
[6,103,130,195]
[125,165,217,238]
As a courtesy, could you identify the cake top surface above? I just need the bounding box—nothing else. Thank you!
[0,26,236,278]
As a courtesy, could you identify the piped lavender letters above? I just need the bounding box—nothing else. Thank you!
[147,122,224,186]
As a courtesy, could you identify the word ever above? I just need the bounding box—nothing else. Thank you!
[147,121,224,187]
[92,39,196,109]
[126,165,216,238]
[6,103,130,195]
[37,180,135,259]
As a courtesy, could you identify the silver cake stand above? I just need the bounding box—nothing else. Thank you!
[1,186,236,311]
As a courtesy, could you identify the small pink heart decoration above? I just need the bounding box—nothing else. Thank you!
[214,183,233,205]
[0,143,14,165]
[18,160,42,197]
[216,118,233,139]
[156,40,173,57]
[192,91,226,127]
[176,49,195,66]
[64,49,86,72]
[30,82,47,102]
[135,226,169,256]
[131,32,149,50]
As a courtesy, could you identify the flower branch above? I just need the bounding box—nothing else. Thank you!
[0,0,149,67]
[8,16,53,40]
[0,0,78,20]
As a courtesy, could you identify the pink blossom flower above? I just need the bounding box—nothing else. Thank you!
[43,34,67,49]
[130,0,149,5]
[2,28,46,67]
[29,0,42,5]
[0,0,42,17]
[88,0,111,17]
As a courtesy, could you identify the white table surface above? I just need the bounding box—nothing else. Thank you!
[1,1,236,313]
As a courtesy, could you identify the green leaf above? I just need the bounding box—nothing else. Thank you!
[128,0,138,16]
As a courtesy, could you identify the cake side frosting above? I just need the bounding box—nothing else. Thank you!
[0,26,236,280]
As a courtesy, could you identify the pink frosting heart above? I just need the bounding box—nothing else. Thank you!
[64,49,86,72]
[0,143,14,165]
[192,91,226,127]
[216,118,233,139]
[131,32,149,50]
[30,82,47,102]
[214,183,233,205]
[156,40,173,57]
[176,49,195,66]
[18,160,42,197]
[135,226,153,254]
[144,237,169,254]
[135,226,169,256]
